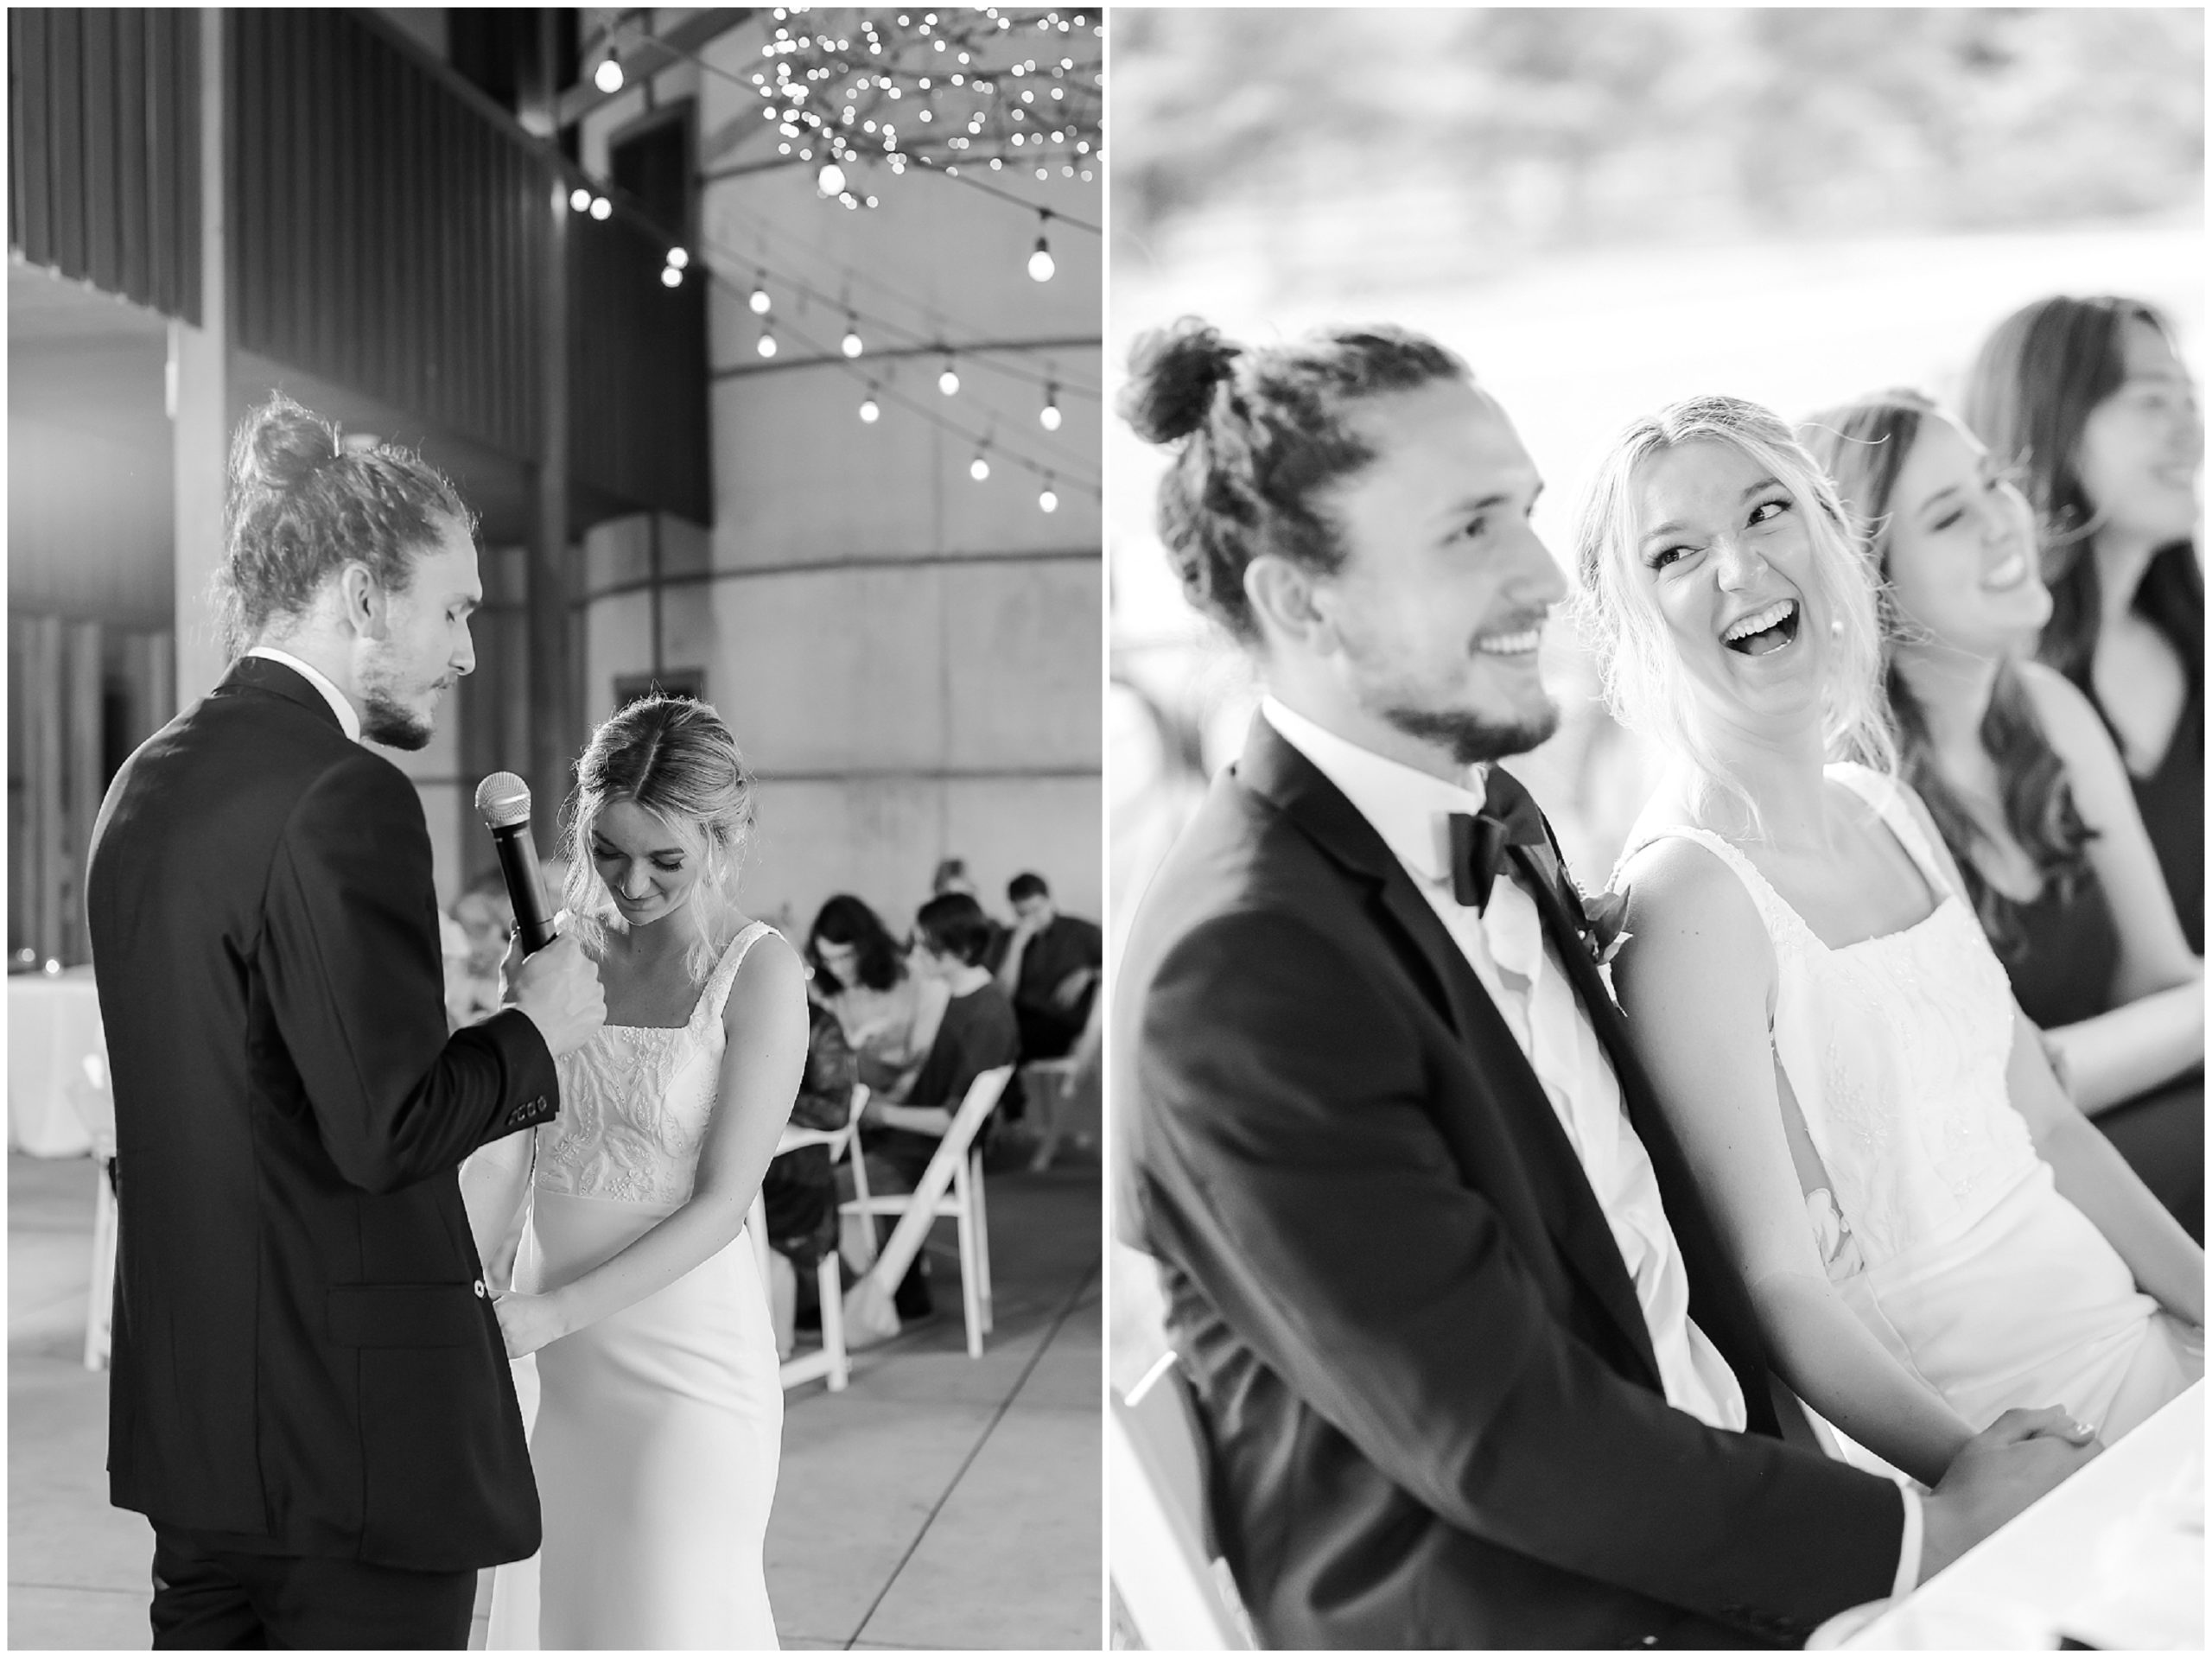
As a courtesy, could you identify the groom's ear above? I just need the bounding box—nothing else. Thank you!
[335,562,392,643]
[1245,554,1338,653]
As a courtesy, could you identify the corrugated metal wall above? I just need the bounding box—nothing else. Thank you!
[9,8,202,325]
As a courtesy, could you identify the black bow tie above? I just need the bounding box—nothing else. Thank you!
[1447,768,1550,912]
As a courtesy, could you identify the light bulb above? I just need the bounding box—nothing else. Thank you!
[1027,238,1055,282]
[757,330,778,359]
[1039,391,1062,432]
[594,54,625,94]
[859,396,880,422]
[939,365,960,396]
[666,247,689,270]
[969,452,991,481]
[589,195,612,220]
[842,326,864,358]
[660,265,681,288]
[818,161,847,194]
[1039,485,1058,513]
[749,283,772,315]
[569,186,592,213]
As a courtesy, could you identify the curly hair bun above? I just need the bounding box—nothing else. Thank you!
[1120,316,1241,445]
[232,393,342,493]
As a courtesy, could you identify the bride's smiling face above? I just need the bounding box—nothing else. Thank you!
[1630,438,1829,738]
[589,797,704,929]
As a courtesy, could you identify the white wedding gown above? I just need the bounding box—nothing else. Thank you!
[1624,765,2199,1471]
[487,921,784,1649]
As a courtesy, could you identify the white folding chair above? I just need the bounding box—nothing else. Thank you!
[841,1064,1013,1357]
[67,1048,119,1372]
[752,1083,872,1393]
[1110,1351,1255,1650]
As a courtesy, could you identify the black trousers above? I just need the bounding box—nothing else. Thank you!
[150,1529,477,1650]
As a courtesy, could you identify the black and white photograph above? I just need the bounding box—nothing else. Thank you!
[1107,8,2203,1650]
[10,6,1103,1649]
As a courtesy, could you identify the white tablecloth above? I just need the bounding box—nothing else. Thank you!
[1840,1380,2203,1648]
[8,968,103,1158]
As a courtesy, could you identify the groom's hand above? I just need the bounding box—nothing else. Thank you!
[503,930,607,1058]
[1919,1406,2100,1579]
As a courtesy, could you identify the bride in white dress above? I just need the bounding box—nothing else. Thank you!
[1573,396,2201,1488]
[463,696,808,1648]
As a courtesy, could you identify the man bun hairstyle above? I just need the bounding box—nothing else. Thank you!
[216,393,474,657]
[1116,316,1469,645]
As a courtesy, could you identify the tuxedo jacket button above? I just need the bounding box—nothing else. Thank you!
[474,1279,487,1298]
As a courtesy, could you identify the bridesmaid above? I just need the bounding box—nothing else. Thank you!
[1802,391,2203,1240]
[1962,295,2204,950]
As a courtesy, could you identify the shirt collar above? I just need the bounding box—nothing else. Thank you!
[245,645,363,742]
[1260,695,1489,888]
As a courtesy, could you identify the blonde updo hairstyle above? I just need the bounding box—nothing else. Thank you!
[1572,395,1894,830]
[561,695,758,983]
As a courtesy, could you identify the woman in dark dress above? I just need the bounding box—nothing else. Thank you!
[1804,391,2203,1238]
[1962,295,2204,953]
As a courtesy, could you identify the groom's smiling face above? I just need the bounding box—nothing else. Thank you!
[1304,378,1567,766]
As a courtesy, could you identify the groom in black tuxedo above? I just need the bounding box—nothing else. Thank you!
[86,398,607,1648]
[1113,322,2096,1648]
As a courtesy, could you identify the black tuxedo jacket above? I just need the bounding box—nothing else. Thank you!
[1114,715,1904,1648]
[86,656,560,1571]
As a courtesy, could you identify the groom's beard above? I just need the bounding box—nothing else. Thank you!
[358,649,442,751]
[1380,699,1560,766]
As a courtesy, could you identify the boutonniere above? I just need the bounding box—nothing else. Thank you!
[1578,886,1633,969]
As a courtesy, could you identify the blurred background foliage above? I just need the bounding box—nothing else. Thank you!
[1116,8,2205,270]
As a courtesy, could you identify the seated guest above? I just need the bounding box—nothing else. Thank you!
[995,872,1103,1060]
[850,893,1021,1316]
[806,893,949,1098]
[442,869,514,1028]
[931,855,1014,974]
[761,1001,859,1279]
[1963,295,2203,951]
[1804,391,2203,1237]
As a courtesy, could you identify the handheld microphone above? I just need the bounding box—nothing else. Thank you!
[474,772,556,956]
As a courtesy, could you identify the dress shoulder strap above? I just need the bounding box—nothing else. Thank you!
[1614,821,1802,950]
[694,919,777,1032]
[1825,763,1955,900]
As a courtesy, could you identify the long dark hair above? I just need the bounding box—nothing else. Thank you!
[1799,391,2094,957]
[1961,295,2203,689]
[805,894,906,994]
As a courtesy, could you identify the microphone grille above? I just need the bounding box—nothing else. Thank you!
[474,772,532,829]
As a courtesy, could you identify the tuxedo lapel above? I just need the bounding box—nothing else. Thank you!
[1236,717,1664,1392]
[1507,838,1786,1434]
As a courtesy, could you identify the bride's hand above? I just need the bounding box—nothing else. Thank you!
[493,1290,570,1358]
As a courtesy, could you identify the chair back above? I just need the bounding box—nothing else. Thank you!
[854,1065,1013,1294]
[1111,1352,1255,1650]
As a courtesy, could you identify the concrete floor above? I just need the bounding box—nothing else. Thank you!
[9,1148,1102,1650]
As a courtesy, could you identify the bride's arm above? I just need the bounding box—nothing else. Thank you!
[493,934,810,1356]
[2002,1004,2203,1325]
[1616,842,1977,1487]
[461,1132,533,1293]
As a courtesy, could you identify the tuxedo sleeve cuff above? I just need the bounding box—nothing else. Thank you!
[1891,1486,1923,1598]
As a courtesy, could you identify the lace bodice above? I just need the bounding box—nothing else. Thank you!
[1620,765,2040,1267]
[534,921,774,1206]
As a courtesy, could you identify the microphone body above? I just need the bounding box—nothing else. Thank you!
[474,773,556,956]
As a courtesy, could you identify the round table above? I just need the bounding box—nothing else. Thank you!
[8,967,105,1157]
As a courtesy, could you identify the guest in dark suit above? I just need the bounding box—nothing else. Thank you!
[996,871,1103,1060]
[1112,320,2097,1648]
[86,397,607,1649]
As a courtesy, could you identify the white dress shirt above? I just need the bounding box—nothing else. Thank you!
[245,645,362,743]
[1260,699,1922,1595]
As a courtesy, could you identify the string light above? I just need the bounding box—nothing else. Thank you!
[749,274,772,314]
[859,391,881,422]
[1039,380,1061,431]
[757,326,779,358]
[589,195,613,221]
[842,317,865,358]
[569,186,593,213]
[1039,477,1058,513]
[938,356,960,396]
[1027,209,1055,282]
[661,265,682,288]
[818,160,848,195]
[666,247,690,270]
[594,48,625,94]
[969,447,991,482]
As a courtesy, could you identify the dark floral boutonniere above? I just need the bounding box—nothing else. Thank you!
[1579,886,1633,969]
